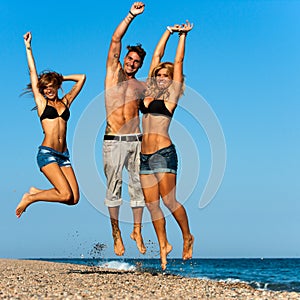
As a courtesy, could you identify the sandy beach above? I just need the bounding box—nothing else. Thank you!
[0,259,299,299]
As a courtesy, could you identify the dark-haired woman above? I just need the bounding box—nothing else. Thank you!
[16,32,86,218]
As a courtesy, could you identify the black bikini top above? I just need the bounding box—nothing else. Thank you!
[40,100,70,122]
[139,98,173,118]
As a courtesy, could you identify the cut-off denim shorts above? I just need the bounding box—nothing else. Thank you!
[37,146,71,170]
[140,144,178,175]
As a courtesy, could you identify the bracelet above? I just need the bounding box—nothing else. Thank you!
[179,31,187,36]
[167,26,173,34]
[26,46,31,50]
[129,10,136,17]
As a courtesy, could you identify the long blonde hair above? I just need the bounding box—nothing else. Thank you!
[145,62,185,99]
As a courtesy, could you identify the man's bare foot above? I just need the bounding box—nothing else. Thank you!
[130,225,146,254]
[29,187,42,194]
[182,234,194,260]
[16,193,31,218]
[160,242,173,271]
[113,230,125,256]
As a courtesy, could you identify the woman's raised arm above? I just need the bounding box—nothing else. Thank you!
[23,32,44,110]
[148,26,174,77]
[173,21,193,84]
[62,74,86,106]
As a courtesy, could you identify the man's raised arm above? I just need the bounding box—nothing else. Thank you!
[106,2,145,72]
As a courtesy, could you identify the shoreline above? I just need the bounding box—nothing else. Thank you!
[0,259,299,299]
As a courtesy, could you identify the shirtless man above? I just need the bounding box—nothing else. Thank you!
[103,2,146,256]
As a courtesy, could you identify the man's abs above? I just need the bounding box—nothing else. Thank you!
[105,112,141,134]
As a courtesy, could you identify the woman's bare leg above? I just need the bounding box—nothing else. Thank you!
[140,174,172,270]
[158,173,194,260]
[61,166,80,204]
[29,187,42,194]
[16,163,74,218]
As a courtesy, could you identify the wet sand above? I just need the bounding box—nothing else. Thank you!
[0,259,299,299]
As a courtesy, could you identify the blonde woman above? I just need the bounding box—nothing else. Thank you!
[139,21,194,270]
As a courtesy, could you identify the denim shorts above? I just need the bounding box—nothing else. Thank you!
[140,144,178,175]
[37,146,71,170]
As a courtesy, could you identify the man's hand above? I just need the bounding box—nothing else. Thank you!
[130,2,145,16]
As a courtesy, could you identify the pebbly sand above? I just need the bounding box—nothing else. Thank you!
[0,259,299,299]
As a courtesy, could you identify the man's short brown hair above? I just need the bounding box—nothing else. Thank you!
[125,44,146,64]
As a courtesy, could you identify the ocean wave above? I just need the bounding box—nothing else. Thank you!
[97,260,136,271]
[219,278,243,284]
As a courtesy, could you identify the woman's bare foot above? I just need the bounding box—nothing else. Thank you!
[16,193,31,218]
[160,242,173,271]
[113,230,125,256]
[29,187,42,194]
[182,234,194,260]
[130,225,146,254]
[166,242,173,256]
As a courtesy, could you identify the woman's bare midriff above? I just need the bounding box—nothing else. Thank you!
[41,119,67,153]
[141,133,172,154]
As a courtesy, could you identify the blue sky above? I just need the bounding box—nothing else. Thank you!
[1,0,300,259]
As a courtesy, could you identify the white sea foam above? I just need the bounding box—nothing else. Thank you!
[98,261,136,271]
[220,278,244,284]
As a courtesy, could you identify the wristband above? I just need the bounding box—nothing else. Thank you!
[129,10,136,17]
[167,26,173,34]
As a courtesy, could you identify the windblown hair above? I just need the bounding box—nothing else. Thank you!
[21,70,64,110]
[125,44,146,65]
[146,62,185,99]
[22,70,63,96]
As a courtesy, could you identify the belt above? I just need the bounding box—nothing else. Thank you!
[103,134,142,142]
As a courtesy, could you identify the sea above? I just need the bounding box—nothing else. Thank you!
[37,257,300,293]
